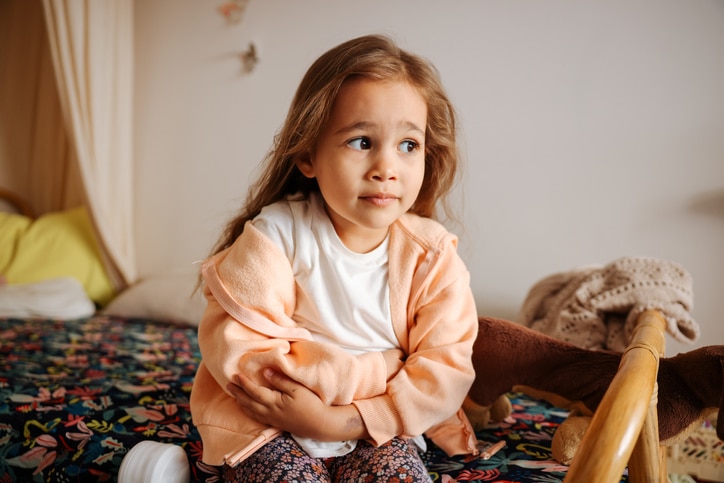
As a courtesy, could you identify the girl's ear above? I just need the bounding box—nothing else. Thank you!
[296,155,315,178]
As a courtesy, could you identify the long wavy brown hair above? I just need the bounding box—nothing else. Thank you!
[210,34,461,256]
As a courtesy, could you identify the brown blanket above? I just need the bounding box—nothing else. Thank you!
[468,316,724,445]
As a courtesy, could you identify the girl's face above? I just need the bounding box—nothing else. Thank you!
[297,78,427,253]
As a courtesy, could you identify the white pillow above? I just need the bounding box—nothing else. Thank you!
[0,277,96,320]
[103,272,206,326]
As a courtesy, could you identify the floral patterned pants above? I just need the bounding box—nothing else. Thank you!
[223,432,432,482]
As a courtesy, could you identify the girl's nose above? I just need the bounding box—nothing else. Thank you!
[369,150,398,181]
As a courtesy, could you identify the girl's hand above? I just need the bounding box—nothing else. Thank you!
[227,369,369,441]
[228,369,326,438]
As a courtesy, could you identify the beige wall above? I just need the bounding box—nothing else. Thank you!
[133,0,724,354]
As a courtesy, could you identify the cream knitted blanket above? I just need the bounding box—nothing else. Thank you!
[519,257,699,351]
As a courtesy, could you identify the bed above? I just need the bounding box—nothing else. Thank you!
[0,194,669,482]
[0,312,664,483]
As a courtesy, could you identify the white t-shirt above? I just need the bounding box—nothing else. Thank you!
[252,192,398,457]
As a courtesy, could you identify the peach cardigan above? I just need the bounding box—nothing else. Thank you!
[191,212,479,466]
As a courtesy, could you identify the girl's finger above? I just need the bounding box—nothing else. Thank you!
[234,373,269,401]
[228,374,268,407]
[227,381,273,421]
[262,368,300,394]
[226,381,247,400]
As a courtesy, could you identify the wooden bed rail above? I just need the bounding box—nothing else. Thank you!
[564,309,667,483]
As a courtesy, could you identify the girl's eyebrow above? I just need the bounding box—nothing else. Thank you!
[335,121,425,136]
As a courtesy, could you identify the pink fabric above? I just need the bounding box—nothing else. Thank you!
[191,213,479,465]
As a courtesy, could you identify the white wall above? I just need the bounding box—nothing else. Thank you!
[134,0,724,355]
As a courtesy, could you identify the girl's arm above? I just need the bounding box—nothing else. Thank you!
[204,219,477,451]
[228,368,370,441]
[199,288,400,406]
[199,223,401,407]
[222,249,478,448]
[353,245,479,447]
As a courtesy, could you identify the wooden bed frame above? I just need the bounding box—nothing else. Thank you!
[565,309,667,483]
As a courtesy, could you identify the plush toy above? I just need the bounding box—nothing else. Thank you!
[463,316,724,464]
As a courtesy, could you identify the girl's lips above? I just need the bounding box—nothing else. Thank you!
[360,194,398,206]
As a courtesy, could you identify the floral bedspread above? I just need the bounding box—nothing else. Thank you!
[0,315,626,482]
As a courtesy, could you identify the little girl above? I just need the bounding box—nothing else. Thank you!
[190,34,479,482]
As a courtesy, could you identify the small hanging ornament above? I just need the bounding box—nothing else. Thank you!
[218,0,249,24]
[240,42,259,73]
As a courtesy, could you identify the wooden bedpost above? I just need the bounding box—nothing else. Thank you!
[564,309,667,483]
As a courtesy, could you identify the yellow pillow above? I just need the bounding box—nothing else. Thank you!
[2,206,115,306]
[0,212,32,273]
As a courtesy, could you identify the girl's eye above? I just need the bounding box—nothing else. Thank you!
[399,140,419,154]
[348,137,371,150]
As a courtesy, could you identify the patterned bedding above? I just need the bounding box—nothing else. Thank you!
[0,315,627,482]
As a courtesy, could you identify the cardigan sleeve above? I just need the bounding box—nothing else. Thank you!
[352,238,478,446]
[197,222,392,405]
